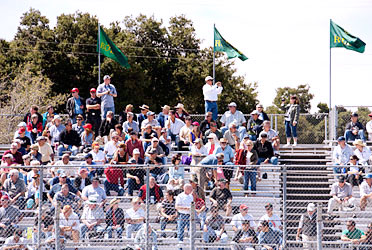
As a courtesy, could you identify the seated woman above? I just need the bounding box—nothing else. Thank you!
[80,123,94,152]
[346,155,363,187]
[125,197,145,239]
[189,122,202,144]
[168,154,184,186]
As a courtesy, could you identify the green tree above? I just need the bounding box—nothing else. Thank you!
[317,102,329,113]
[273,84,314,113]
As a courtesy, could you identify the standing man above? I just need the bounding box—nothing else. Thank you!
[97,75,117,119]
[296,203,318,250]
[66,88,85,123]
[203,76,223,121]
[86,88,101,136]
[175,184,194,249]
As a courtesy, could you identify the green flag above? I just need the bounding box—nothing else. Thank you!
[330,20,366,53]
[214,27,248,61]
[97,26,130,68]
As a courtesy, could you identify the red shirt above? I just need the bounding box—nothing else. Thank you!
[125,139,145,158]
[104,166,125,186]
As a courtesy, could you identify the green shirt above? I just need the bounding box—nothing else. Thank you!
[342,228,364,239]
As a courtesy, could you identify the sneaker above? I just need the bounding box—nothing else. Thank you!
[283,143,291,148]
[293,142,297,147]
[160,233,166,238]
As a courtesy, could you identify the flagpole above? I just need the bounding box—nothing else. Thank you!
[213,23,216,85]
[329,20,332,111]
[98,22,101,85]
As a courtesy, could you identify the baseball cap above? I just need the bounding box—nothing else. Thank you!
[337,136,346,141]
[251,110,259,115]
[90,88,96,92]
[148,148,157,154]
[18,127,26,133]
[228,102,237,107]
[85,153,93,159]
[265,203,273,209]
[338,175,346,182]
[17,122,27,127]
[192,121,200,126]
[218,178,227,183]
[147,111,155,116]
[260,132,268,138]
[83,123,92,130]
[128,158,137,164]
[71,88,79,93]
[60,173,67,178]
[151,137,159,142]
[1,195,9,200]
[205,76,213,82]
[133,148,140,155]
[351,112,358,117]
[103,75,111,80]
[240,204,248,210]
[36,136,46,141]
[307,203,316,212]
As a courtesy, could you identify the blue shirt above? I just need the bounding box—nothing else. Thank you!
[215,145,235,163]
[97,83,117,108]
[74,98,83,115]
[258,228,283,249]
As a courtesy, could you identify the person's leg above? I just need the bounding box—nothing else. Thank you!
[344,130,352,142]
[160,217,168,231]
[126,224,134,238]
[213,102,218,122]
[177,214,187,242]
[257,158,265,165]
[359,130,366,142]
[17,196,26,210]
[291,123,298,146]
[127,178,135,196]
[327,198,338,214]
[203,226,214,243]
[333,163,341,174]
[238,126,247,141]
[250,171,257,192]
[80,224,88,239]
[107,226,113,238]
[243,171,249,191]
[220,127,228,136]
[71,146,78,156]
[104,180,113,196]
[57,145,64,156]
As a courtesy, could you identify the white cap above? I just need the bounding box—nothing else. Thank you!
[205,76,213,82]
[133,148,140,155]
[307,203,316,212]
[228,102,237,107]
[17,122,27,127]
[103,75,111,80]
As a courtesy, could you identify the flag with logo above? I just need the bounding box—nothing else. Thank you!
[330,20,366,53]
[97,26,130,68]
[214,27,248,61]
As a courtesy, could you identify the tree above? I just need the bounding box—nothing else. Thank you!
[317,102,329,113]
[272,84,314,113]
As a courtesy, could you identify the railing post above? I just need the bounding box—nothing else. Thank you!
[145,165,150,250]
[325,115,328,142]
[190,201,195,250]
[55,201,61,250]
[275,115,278,132]
[282,165,287,249]
[37,165,44,250]
[317,202,323,250]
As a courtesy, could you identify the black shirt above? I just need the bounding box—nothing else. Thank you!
[16,136,31,151]
[210,187,232,205]
[143,130,158,140]
[253,140,274,159]
[86,97,101,119]
[59,129,81,147]
[126,167,146,185]
[161,199,177,215]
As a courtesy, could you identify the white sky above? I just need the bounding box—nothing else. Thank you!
[1,0,372,112]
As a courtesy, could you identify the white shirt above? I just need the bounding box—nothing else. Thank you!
[90,149,106,163]
[259,129,278,142]
[3,236,29,249]
[60,211,80,231]
[175,192,193,214]
[231,213,256,229]
[81,206,104,224]
[141,119,159,130]
[354,147,371,166]
[360,180,372,197]
[332,144,353,165]
[191,145,208,156]
[104,141,118,156]
[54,160,75,177]
[202,84,223,101]
[179,125,192,142]
[125,207,145,220]
[367,120,372,134]
[166,118,185,135]
[220,110,246,127]
[259,214,282,229]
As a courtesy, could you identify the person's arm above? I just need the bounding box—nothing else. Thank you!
[341,233,351,241]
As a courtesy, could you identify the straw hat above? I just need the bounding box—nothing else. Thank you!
[353,139,366,147]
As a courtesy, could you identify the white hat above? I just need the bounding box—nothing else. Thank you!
[3,154,13,159]
[307,203,316,212]
[174,103,185,109]
[205,76,213,82]
[133,148,140,155]
[251,110,259,115]
[353,139,366,147]
[228,102,237,107]
[86,196,98,204]
[103,75,111,80]
[17,122,27,127]
[54,115,61,120]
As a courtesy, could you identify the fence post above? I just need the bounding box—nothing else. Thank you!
[145,165,150,250]
[324,115,328,142]
[282,165,287,249]
[275,115,278,132]
[190,201,195,250]
[317,202,323,250]
[333,106,338,141]
[37,165,44,250]
[55,201,61,250]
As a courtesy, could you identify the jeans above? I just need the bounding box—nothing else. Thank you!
[88,168,104,179]
[168,131,180,145]
[106,225,123,238]
[248,134,257,141]
[177,213,190,242]
[57,145,78,156]
[285,120,297,138]
[160,216,178,230]
[126,223,143,238]
[205,101,218,121]
[104,180,124,196]
[203,226,228,249]
[244,170,257,191]
[345,130,366,142]
[333,163,347,174]
[102,106,115,119]
[80,224,105,239]
[258,157,278,165]
[127,178,142,196]
[16,196,26,210]
[196,211,207,229]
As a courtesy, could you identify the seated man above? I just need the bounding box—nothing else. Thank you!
[327,175,356,215]
[53,183,81,213]
[259,121,280,152]
[259,203,282,230]
[105,198,125,239]
[126,157,146,196]
[254,132,278,165]
[177,116,193,151]
[57,121,80,156]
[141,125,158,151]
[247,110,263,141]
[3,169,26,209]
[145,148,168,184]
[104,164,125,196]
[125,197,145,239]
[165,110,185,144]
[145,137,167,165]
[99,111,118,137]
[123,112,139,133]
[200,112,213,136]
[53,153,76,178]
[80,196,105,239]
[341,220,366,246]
[204,121,223,144]
[74,168,92,192]
[209,178,232,216]
[231,204,256,233]
[125,131,145,159]
[0,195,23,238]
[81,177,107,205]
[223,123,240,149]
[258,220,283,250]
[344,112,365,142]
[220,102,247,141]
[215,138,234,164]
[1,143,23,165]
[332,136,353,174]
[104,131,119,158]
[353,139,372,166]
[360,173,372,211]
[134,224,158,250]
[159,190,178,237]
[203,205,229,247]
[141,111,159,132]
[59,205,80,244]
[3,229,30,250]
[232,220,258,250]
[138,177,164,204]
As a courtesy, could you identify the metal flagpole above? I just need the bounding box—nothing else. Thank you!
[329,20,332,111]
[213,23,216,85]
[98,22,101,85]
